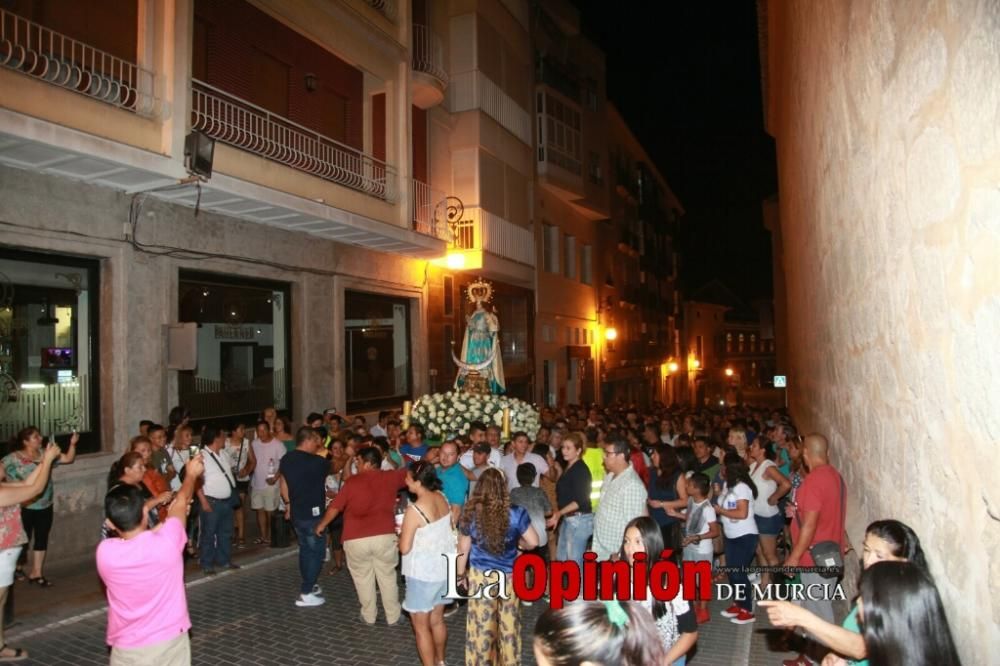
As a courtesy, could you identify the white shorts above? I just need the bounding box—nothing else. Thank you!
[0,546,21,587]
[250,484,280,511]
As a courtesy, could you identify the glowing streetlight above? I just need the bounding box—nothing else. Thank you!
[604,327,618,341]
[668,361,679,374]
[692,359,700,369]
[725,367,734,377]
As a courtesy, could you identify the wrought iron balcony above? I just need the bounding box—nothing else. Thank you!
[410,179,450,240]
[363,0,397,21]
[412,24,447,87]
[191,80,396,202]
[0,8,156,116]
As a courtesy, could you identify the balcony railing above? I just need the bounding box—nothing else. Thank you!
[412,24,447,86]
[0,8,156,116]
[449,70,532,146]
[363,0,397,21]
[410,179,450,240]
[452,207,535,266]
[192,80,396,202]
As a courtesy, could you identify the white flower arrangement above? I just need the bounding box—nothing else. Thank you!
[411,390,541,441]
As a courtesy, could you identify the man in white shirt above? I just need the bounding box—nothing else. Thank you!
[499,431,551,491]
[196,426,240,574]
[251,421,285,544]
[459,422,501,470]
[369,411,390,439]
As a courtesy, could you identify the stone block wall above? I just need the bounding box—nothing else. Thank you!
[0,164,429,565]
[765,1,1000,662]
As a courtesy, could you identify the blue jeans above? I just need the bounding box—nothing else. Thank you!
[293,518,326,595]
[557,513,594,567]
[724,533,759,612]
[199,497,234,569]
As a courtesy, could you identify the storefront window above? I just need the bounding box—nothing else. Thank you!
[178,272,290,424]
[0,250,100,453]
[345,291,411,411]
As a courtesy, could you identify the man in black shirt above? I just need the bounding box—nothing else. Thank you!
[279,427,330,608]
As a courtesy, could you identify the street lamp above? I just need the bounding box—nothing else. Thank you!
[604,327,618,341]
[668,361,679,373]
[725,367,734,377]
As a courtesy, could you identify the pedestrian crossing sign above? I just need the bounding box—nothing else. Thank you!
[774,375,787,388]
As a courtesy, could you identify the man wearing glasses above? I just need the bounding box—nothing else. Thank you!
[592,436,648,560]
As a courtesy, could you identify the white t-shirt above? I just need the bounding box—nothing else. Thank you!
[499,452,549,490]
[720,482,758,539]
[459,447,502,470]
[684,498,717,557]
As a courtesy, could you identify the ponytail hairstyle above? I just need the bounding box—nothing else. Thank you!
[408,460,443,492]
[533,600,667,666]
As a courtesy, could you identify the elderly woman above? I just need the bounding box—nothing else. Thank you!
[103,452,172,539]
[3,427,78,587]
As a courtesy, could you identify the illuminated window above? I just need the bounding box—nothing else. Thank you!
[750,334,756,352]
[726,333,733,353]
[739,333,745,353]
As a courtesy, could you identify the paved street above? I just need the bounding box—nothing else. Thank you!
[6,545,801,665]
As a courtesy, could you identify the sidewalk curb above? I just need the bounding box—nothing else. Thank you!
[5,548,300,643]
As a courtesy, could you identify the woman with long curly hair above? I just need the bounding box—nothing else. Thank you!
[457,468,538,665]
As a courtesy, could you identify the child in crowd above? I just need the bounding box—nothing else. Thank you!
[510,462,551,605]
[668,472,719,624]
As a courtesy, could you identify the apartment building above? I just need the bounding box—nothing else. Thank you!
[600,104,684,406]
[0,0,450,563]
[532,0,607,407]
[424,0,537,399]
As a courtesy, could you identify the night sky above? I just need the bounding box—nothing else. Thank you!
[572,1,777,301]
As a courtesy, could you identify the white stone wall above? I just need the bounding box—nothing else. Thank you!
[766,1,1000,662]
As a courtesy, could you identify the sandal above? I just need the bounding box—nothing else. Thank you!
[253,538,265,545]
[0,644,27,661]
[26,576,53,588]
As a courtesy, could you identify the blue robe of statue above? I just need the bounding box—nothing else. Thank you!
[454,304,505,394]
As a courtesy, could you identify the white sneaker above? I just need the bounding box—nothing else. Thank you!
[295,592,326,607]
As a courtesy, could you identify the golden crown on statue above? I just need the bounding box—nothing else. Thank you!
[466,278,494,305]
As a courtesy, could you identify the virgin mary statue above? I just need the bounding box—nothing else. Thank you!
[453,279,505,394]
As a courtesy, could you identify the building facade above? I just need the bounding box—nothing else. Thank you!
[0,0,450,564]
[600,105,684,407]
[532,0,607,408]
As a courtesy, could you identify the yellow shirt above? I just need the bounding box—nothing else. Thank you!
[582,447,606,510]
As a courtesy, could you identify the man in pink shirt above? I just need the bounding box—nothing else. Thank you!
[97,454,204,665]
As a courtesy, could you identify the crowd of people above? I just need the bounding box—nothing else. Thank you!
[0,401,963,665]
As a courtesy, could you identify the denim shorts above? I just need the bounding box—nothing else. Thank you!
[402,577,450,613]
[755,512,785,536]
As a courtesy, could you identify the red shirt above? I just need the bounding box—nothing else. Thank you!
[630,450,650,487]
[791,464,845,566]
[331,468,407,541]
